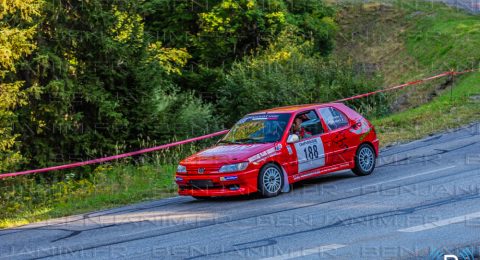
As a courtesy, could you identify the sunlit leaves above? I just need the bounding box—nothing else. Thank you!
[0,0,41,21]
[196,0,288,64]
[111,5,144,45]
[147,42,191,75]
[0,26,36,76]
[0,0,42,171]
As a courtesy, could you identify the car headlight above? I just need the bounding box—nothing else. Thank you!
[176,165,187,173]
[219,162,249,173]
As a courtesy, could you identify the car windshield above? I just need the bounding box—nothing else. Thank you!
[220,113,291,144]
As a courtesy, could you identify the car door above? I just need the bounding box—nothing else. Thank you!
[318,106,357,165]
[288,110,328,175]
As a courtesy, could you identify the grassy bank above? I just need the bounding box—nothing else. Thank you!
[375,0,480,145]
[0,135,215,229]
[0,163,177,229]
[374,72,480,145]
[335,0,480,145]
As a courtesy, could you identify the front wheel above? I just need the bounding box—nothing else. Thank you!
[258,163,284,197]
[352,144,376,176]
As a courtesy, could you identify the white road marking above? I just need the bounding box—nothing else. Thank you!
[398,211,480,232]
[261,244,346,260]
[352,165,457,191]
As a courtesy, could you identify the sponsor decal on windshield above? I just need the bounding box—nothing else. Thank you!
[238,114,280,124]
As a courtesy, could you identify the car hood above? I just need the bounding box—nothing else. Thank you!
[181,143,277,166]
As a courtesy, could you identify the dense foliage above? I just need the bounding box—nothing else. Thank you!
[0,0,41,172]
[0,0,382,172]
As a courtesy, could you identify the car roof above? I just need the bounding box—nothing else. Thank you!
[249,103,342,115]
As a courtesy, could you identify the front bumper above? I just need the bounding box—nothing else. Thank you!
[175,168,258,197]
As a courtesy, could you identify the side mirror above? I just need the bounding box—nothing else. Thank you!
[287,134,300,144]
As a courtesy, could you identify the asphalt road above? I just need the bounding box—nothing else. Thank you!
[1,122,480,260]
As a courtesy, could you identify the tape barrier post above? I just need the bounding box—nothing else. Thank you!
[0,69,477,179]
[0,130,229,179]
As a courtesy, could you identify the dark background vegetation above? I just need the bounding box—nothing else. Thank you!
[0,0,389,226]
[1,0,384,173]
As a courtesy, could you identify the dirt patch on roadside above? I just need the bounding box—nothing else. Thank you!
[333,2,453,112]
[334,3,411,84]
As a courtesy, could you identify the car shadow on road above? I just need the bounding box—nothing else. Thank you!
[190,171,357,203]
[293,171,355,188]
[288,171,356,196]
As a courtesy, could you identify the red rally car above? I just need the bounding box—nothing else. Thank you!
[175,103,379,198]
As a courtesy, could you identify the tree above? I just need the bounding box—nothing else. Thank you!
[195,0,287,65]
[13,0,218,168]
[285,0,337,54]
[0,0,41,172]
[1,0,342,171]
[218,26,384,125]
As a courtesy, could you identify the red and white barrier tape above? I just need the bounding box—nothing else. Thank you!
[0,130,229,179]
[0,69,476,179]
[333,70,474,103]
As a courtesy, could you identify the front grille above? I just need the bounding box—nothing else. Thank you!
[179,180,223,190]
[189,180,214,189]
[186,165,219,174]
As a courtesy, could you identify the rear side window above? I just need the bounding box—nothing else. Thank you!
[319,107,349,130]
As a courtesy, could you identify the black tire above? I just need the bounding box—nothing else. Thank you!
[352,143,376,176]
[258,163,284,197]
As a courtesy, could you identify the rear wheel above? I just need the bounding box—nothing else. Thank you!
[258,163,284,197]
[352,144,376,176]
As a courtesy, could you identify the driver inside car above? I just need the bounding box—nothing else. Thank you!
[291,116,312,140]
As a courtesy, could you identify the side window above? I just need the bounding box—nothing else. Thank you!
[290,110,324,140]
[319,107,349,130]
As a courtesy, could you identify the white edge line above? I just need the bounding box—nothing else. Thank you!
[261,244,346,260]
[352,165,457,191]
[398,211,480,233]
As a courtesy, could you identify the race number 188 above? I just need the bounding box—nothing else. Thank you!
[294,137,325,172]
[303,145,319,161]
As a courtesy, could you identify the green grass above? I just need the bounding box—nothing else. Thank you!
[373,0,480,145]
[374,72,480,145]
[402,1,480,70]
[0,163,177,229]
[334,0,480,146]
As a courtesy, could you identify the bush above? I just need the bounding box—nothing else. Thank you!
[218,27,388,125]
